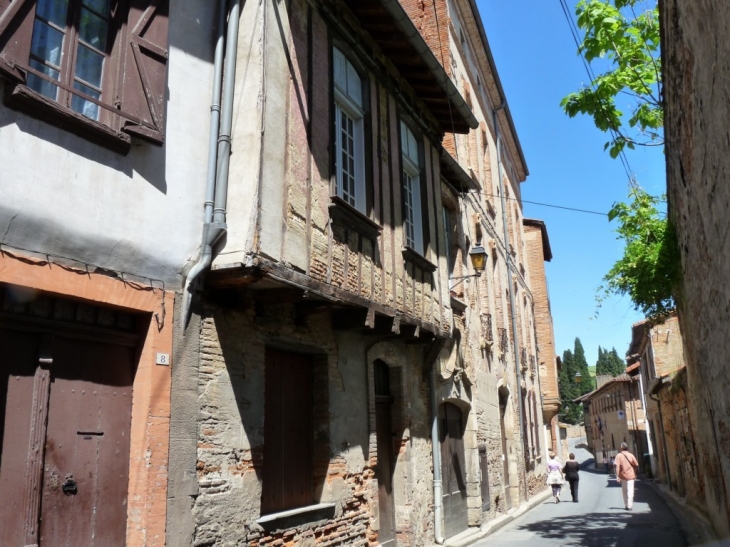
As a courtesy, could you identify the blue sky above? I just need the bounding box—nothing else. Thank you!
[477,0,666,366]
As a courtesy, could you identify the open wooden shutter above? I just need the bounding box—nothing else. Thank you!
[0,0,35,81]
[118,0,169,145]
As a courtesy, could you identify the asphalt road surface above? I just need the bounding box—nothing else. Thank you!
[473,441,689,547]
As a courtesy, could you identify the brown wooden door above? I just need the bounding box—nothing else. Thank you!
[261,349,313,514]
[0,330,39,547]
[440,402,468,539]
[0,329,135,547]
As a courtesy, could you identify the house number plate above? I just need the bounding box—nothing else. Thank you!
[156,353,170,366]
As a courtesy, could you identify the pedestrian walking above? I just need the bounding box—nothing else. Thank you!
[610,456,615,475]
[615,442,639,511]
[563,453,580,502]
[603,454,609,473]
[546,452,564,503]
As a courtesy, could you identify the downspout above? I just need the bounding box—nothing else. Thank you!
[494,102,528,502]
[426,339,447,544]
[182,0,241,326]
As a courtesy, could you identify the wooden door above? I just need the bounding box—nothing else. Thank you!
[0,330,39,547]
[38,336,135,546]
[374,361,395,547]
[478,444,490,511]
[440,402,467,539]
[261,349,313,514]
[0,328,135,547]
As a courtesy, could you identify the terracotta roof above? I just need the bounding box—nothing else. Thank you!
[626,362,640,374]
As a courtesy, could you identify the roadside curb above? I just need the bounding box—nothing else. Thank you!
[431,487,553,547]
[642,480,717,546]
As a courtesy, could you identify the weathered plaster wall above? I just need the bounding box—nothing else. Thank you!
[0,1,214,288]
[183,298,439,547]
[661,0,730,537]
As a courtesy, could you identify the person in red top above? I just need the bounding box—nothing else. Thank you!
[615,442,639,510]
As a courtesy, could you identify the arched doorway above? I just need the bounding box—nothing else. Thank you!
[440,401,468,538]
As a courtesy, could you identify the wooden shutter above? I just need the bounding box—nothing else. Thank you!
[118,0,169,145]
[0,0,35,81]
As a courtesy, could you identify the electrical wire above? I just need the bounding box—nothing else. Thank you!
[482,192,608,216]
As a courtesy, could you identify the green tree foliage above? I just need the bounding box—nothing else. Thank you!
[558,338,595,424]
[560,0,662,159]
[596,346,626,376]
[600,187,681,316]
[561,0,680,317]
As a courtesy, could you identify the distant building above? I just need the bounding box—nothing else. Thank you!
[576,374,647,472]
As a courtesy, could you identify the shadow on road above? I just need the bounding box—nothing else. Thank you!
[514,485,686,547]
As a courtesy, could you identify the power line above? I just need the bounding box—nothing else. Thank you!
[481,193,607,216]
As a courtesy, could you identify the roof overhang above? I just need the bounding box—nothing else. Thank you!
[523,218,552,261]
[440,148,480,192]
[344,0,478,133]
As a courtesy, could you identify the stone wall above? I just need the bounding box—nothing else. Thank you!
[661,0,730,537]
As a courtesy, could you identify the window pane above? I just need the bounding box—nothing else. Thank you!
[333,48,346,91]
[403,172,415,248]
[27,59,60,100]
[31,20,64,68]
[79,6,108,51]
[75,43,104,88]
[346,63,362,107]
[338,107,357,207]
[72,81,100,120]
[36,0,69,27]
[83,0,109,16]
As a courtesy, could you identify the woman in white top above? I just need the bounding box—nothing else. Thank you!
[546,453,565,503]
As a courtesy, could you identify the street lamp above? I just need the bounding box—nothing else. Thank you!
[450,244,488,287]
[575,372,582,383]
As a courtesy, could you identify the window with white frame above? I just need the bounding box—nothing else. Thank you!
[333,47,366,212]
[400,121,424,254]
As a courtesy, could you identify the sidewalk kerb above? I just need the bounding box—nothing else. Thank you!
[435,487,553,547]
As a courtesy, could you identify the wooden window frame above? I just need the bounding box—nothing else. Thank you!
[399,118,428,258]
[0,0,170,155]
[328,42,379,239]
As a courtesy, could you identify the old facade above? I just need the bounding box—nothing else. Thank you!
[661,0,730,537]
[0,0,557,545]
[627,314,705,515]
[0,1,214,545]
[167,0,555,546]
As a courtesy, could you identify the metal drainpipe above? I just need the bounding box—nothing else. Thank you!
[182,0,241,326]
[494,102,528,502]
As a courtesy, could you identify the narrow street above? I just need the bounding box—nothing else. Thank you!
[473,442,688,547]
